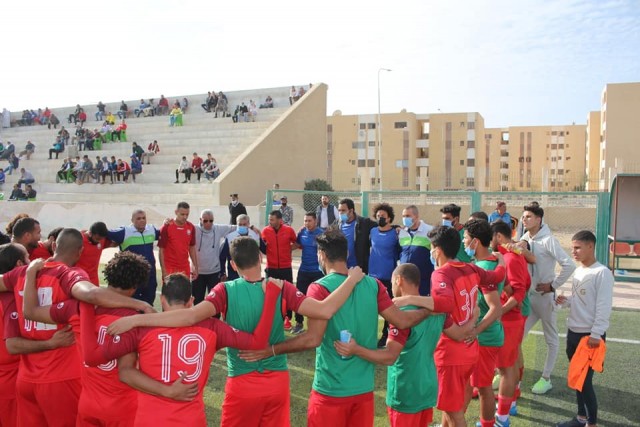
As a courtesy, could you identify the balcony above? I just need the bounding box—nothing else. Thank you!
[416,139,429,148]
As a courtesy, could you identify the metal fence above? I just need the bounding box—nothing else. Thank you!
[265,189,609,264]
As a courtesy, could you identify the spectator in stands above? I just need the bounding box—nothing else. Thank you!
[239,102,249,122]
[95,101,106,121]
[8,184,23,201]
[71,155,83,180]
[72,125,84,146]
[0,169,5,188]
[48,113,60,129]
[112,120,127,141]
[48,138,64,159]
[232,105,240,123]
[116,158,131,183]
[92,156,103,182]
[215,93,228,118]
[157,95,169,115]
[68,104,82,124]
[76,155,93,184]
[3,153,19,175]
[289,85,296,105]
[169,105,182,127]
[191,152,204,182]
[260,96,274,108]
[175,156,191,183]
[99,156,110,184]
[132,142,144,159]
[107,156,117,183]
[229,193,247,225]
[0,141,4,156]
[135,99,150,118]
[130,155,142,182]
[201,92,213,112]
[105,111,116,125]
[58,127,70,145]
[182,98,189,112]
[17,168,35,186]
[249,100,258,121]
[204,157,220,182]
[294,86,306,102]
[0,141,15,160]
[145,99,156,117]
[41,107,51,126]
[23,184,36,200]
[77,109,87,126]
[142,140,160,164]
[56,157,73,182]
[19,140,36,160]
[117,101,129,119]
[101,121,113,136]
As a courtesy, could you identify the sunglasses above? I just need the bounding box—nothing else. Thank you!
[202,219,214,223]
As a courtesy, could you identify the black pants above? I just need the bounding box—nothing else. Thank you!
[192,272,222,305]
[133,273,158,306]
[49,148,62,159]
[378,279,393,339]
[294,270,324,325]
[266,268,293,319]
[566,330,606,425]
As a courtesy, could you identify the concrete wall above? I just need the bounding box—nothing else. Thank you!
[212,84,328,207]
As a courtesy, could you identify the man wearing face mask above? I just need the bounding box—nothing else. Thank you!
[219,214,264,281]
[228,193,247,225]
[192,209,237,305]
[399,205,434,296]
[440,204,471,263]
[279,196,294,226]
[369,203,401,347]
[337,198,377,272]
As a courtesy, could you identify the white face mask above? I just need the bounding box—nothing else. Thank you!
[231,200,239,207]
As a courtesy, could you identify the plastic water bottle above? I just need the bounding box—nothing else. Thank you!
[339,330,351,360]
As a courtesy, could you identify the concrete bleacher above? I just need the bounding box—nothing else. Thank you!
[0,84,328,232]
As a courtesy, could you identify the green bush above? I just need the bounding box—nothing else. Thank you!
[303,179,335,212]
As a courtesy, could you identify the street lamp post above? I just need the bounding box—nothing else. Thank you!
[378,68,392,190]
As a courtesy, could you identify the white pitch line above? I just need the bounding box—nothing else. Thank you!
[529,330,640,345]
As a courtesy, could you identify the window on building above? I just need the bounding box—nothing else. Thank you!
[369,141,375,147]
[560,131,565,136]
[566,156,571,161]
[500,162,509,169]
[485,134,492,139]
[367,123,376,129]
[467,158,475,166]
[460,122,465,128]
[460,178,465,184]
[552,131,558,136]
[501,132,509,142]
[460,160,465,166]
[359,123,366,130]
[350,160,355,165]
[368,159,375,167]
[371,178,377,185]
[566,144,570,148]
[467,122,475,130]
[559,144,565,149]
[357,160,365,167]
[394,122,407,129]
[396,160,409,168]
[467,140,475,148]
[466,178,475,187]
[352,141,365,149]
[418,148,429,158]
[551,144,557,149]
[460,140,464,147]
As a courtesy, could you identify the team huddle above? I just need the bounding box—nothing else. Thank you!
[0,198,613,427]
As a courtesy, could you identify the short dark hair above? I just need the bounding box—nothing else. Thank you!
[338,198,355,211]
[427,226,460,259]
[0,243,26,274]
[177,201,190,210]
[470,211,489,221]
[47,227,64,240]
[524,204,544,219]
[464,219,492,247]
[316,228,348,263]
[230,237,260,270]
[12,217,39,240]
[440,204,461,217]
[269,210,283,219]
[491,221,512,240]
[162,273,192,305]
[373,203,395,222]
[103,252,150,290]
[55,228,84,255]
[392,264,420,287]
[89,222,108,238]
[572,230,596,244]
[304,211,317,219]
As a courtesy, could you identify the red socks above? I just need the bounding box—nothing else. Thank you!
[480,419,494,427]
[497,395,513,416]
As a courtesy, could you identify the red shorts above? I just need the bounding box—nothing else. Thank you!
[387,406,433,427]
[307,390,374,427]
[497,318,525,368]
[436,364,474,413]
[0,397,17,427]
[77,413,134,427]
[470,345,500,388]
[221,370,290,427]
[16,378,81,427]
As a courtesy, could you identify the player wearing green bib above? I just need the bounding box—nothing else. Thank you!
[106,236,365,427]
[335,264,478,427]
[462,219,504,427]
[246,228,429,427]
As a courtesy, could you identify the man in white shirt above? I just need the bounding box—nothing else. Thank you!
[315,194,339,229]
[555,230,613,427]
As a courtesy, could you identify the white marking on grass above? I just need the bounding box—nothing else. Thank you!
[529,330,640,345]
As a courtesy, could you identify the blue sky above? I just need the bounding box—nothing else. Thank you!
[1,0,638,127]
